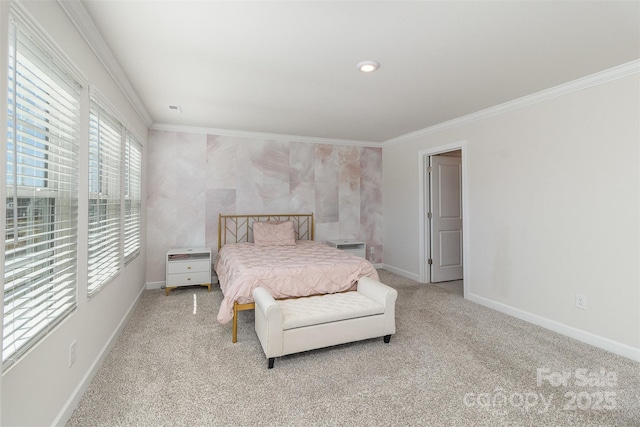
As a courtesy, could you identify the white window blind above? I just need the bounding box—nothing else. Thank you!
[4,17,81,369]
[88,97,122,296]
[124,132,142,263]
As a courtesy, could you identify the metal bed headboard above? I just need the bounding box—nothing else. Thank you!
[218,213,314,250]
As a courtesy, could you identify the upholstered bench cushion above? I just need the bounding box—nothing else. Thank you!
[277,291,384,330]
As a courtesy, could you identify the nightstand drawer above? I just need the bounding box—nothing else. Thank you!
[342,248,366,258]
[166,271,211,286]
[167,260,210,274]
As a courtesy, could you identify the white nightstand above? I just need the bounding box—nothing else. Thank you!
[326,239,366,259]
[166,247,212,296]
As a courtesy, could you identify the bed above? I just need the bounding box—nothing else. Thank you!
[215,213,379,342]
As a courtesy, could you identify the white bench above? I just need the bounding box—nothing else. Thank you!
[253,277,397,368]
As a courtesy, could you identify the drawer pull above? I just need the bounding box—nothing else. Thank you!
[188,266,191,269]
[187,277,191,281]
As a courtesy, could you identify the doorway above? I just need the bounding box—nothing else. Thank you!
[417,142,468,296]
[429,151,463,282]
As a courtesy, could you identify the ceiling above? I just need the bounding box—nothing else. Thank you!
[80,1,640,143]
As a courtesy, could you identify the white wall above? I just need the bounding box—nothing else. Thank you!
[383,70,640,359]
[0,1,148,425]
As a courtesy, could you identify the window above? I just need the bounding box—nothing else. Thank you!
[87,96,122,296]
[4,16,81,369]
[124,132,142,263]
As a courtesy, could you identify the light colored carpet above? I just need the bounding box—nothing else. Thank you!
[66,270,640,426]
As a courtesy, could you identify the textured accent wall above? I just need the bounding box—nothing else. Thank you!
[146,130,383,282]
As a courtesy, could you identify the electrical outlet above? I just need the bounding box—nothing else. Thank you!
[575,294,587,310]
[369,246,375,254]
[69,340,76,367]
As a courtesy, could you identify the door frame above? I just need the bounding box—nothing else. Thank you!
[417,141,470,296]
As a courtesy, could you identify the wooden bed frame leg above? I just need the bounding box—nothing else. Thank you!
[232,301,238,343]
[383,335,391,343]
[268,358,274,369]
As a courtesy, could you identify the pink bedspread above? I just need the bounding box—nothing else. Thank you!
[214,240,379,324]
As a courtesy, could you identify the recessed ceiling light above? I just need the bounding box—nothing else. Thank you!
[357,61,380,73]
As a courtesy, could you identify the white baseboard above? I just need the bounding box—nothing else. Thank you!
[380,264,421,282]
[467,292,640,362]
[54,283,147,426]
[146,280,165,290]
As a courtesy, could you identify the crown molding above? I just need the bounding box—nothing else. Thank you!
[57,0,153,128]
[150,123,383,148]
[383,60,640,147]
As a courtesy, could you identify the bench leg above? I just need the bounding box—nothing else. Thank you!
[268,358,274,369]
[383,335,391,343]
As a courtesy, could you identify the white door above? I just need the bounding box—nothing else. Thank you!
[430,155,463,282]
